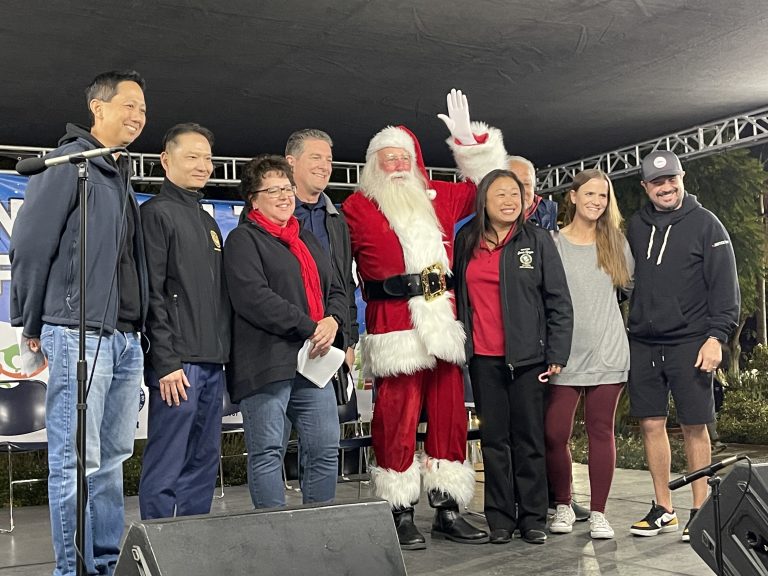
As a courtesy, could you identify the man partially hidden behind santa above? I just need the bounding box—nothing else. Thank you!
[342,90,508,549]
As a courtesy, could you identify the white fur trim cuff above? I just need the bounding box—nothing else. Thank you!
[363,329,437,378]
[447,121,508,184]
[370,457,422,508]
[421,455,477,509]
[408,293,466,365]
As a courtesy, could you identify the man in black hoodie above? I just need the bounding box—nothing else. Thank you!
[138,123,230,520]
[626,151,740,543]
[10,70,149,576]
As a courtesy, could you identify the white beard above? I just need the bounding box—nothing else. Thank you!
[359,161,448,272]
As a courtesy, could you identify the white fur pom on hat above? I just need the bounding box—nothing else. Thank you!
[366,125,417,159]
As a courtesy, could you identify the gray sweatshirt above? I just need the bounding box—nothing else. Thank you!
[549,232,633,386]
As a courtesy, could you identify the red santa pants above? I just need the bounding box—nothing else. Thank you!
[372,359,467,472]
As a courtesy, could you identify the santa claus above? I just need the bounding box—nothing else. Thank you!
[342,90,508,549]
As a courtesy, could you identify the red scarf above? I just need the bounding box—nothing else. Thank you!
[247,209,325,322]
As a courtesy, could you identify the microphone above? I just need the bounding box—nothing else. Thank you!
[16,146,124,176]
[669,454,744,491]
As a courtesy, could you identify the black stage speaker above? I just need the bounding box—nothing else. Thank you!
[114,499,406,576]
[689,461,768,576]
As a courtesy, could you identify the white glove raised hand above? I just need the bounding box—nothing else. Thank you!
[437,88,476,145]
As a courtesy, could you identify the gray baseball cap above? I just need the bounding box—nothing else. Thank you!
[641,151,684,182]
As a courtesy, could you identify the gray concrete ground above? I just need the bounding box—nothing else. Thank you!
[4,456,750,576]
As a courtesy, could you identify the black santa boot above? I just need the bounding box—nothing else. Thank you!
[429,489,489,544]
[392,506,427,550]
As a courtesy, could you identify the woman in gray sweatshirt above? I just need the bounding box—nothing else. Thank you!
[545,169,634,540]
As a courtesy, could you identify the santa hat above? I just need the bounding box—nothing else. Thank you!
[366,125,433,196]
[366,125,416,159]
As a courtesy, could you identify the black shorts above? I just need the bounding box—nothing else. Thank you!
[628,339,715,425]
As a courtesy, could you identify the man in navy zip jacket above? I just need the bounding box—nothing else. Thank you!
[626,151,740,542]
[508,155,558,231]
[286,129,358,362]
[10,70,149,576]
[138,123,231,519]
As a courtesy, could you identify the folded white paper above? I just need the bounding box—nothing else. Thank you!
[296,341,345,388]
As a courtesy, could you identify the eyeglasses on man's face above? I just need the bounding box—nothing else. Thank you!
[253,184,297,198]
[382,154,412,166]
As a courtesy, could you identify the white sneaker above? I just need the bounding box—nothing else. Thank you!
[550,504,576,534]
[590,512,614,539]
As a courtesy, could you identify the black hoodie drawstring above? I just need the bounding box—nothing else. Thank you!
[645,225,672,265]
[650,345,666,368]
[656,226,671,265]
[646,226,655,260]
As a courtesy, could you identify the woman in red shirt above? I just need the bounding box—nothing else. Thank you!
[454,169,573,545]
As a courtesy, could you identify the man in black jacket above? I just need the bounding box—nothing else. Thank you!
[626,151,740,542]
[138,123,231,520]
[286,129,358,363]
[10,70,148,576]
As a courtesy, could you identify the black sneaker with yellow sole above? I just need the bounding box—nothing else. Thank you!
[630,501,678,536]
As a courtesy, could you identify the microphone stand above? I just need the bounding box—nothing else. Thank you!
[75,160,89,576]
[671,458,737,576]
[708,475,725,576]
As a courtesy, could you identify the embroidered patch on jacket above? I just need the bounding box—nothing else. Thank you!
[712,240,730,248]
[518,248,534,269]
[210,230,222,251]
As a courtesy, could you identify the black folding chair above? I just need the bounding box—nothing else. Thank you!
[338,388,373,498]
[0,379,48,533]
[216,387,245,498]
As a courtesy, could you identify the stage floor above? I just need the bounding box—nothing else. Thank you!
[0,463,717,575]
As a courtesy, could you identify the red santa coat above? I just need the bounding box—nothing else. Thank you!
[342,122,507,378]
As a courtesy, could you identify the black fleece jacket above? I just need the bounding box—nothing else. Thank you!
[242,192,359,348]
[626,193,740,344]
[140,179,231,378]
[223,220,347,403]
[454,222,574,370]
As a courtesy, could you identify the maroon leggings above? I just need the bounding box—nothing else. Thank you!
[544,383,624,513]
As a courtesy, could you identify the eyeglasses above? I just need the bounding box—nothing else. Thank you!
[381,154,412,166]
[253,184,297,198]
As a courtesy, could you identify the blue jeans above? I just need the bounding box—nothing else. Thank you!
[139,363,224,519]
[40,324,143,576]
[240,373,339,508]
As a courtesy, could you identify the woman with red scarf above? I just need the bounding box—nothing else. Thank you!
[223,155,347,509]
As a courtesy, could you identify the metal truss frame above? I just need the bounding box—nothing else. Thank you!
[537,106,768,195]
[2,105,767,194]
[0,146,458,190]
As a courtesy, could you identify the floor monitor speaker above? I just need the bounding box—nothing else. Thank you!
[115,499,405,576]
[689,461,768,576]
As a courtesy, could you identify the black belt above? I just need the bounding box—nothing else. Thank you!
[364,269,453,301]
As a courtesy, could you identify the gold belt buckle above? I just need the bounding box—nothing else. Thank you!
[421,263,446,301]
